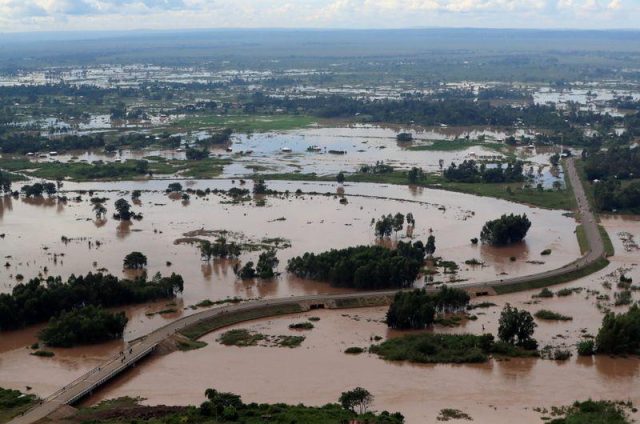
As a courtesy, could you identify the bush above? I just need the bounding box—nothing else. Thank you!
[386,287,470,329]
[534,310,573,321]
[344,347,365,354]
[577,340,595,356]
[39,305,128,347]
[287,242,425,290]
[534,288,554,298]
[480,214,531,246]
[541,249,552,255]
[289,322,314,330]
[596,304,640,355]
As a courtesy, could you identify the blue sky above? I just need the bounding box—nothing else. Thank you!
[0,0,637,32]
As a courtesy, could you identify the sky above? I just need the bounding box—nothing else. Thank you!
[0,0,638,32]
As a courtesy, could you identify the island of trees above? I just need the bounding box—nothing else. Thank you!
[480,214,531,246]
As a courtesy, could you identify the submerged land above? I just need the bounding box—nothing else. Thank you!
[1,28,640,424]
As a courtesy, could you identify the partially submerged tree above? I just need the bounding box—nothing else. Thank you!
[480,214,531,246]
[339,387,373,415]
[123,251,147,269]
[498,304,537,350]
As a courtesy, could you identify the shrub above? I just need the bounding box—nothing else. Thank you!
[541,249,552,256]
[344,347,365,354]
[534,310,573,321]
[577,340,595,356]
[289,322,314,330]
[534,288,554,298]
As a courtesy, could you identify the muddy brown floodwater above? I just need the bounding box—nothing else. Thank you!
[0,180,586,421]
[84,217,640,424]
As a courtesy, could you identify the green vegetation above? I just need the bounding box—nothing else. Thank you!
[386,287,470,329]
[179,304,303,341]
[600,226,615,257]
[493,256,610,294]
[289,322,314,330]
[534,310,573,321]
[39,305,128,347]
[369,332,535,364]
[576,225,589,255]
[123,251,147,269]
[172,114,316,132]
[437,408,473,421]
[30,349,55,357]
[546,400,632,424]
[409,139,503,152]
[0,387,37,423]
[443,159,525,183]
[344,347,365,354]
[480,213,531,246]
[73,388,404,424]
[596,304,640,355]
[218,329,264,347]
[498,304,538,350]
[175,338,208,352]
[577,340,595,356]
[0,272,183,331]
[287,242,425,290]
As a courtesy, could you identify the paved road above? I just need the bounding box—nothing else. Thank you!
[9,158,605,424]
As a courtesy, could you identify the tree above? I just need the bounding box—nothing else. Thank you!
[131,190,141,199]
[480,214,531,246]
[406,212,415,227]
[425,235,436,257]
[123,251,147,269]
[407,167,423,184]
[0,170,11,194]
[549,153,560,167]
[237,262,256,279]
[596,304,640,355]
[114,198,133,220]
[21,183,45,197]
[336,172,345,184]
[39,305,128,347]
[498,304,537,349]
[256,250,279,279]
[339,387,373,414]
[392,213,405,238]
[166,182,183,193]
[93,202,106,219]
[374,214,394,239]
[253,179,268,195]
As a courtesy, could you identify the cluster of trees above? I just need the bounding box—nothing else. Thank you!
[197,128,233,146]
[113,198,141,220]
[123,252,147,269]
[498,304,538,350]
[593,180,640,213]
[287,242,425,289]
[0,133,105,154]
[39,305,128,347]
[359,161,394,174]
[595,304,640,355]
[201,238,242,260]
[186,146,209,160]
[0,170,11,194]
[407,167,425,184]
[480,214,531,246]
[0,272,184,330]
[386,287,470,329]
[583,147,640,181]
[198,388,403,423]
[21,182,57,197]
[443,160,525,183]
[374,213,407,238]
[236,250,279,279]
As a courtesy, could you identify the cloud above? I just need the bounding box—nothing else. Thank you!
[0,0,636,31]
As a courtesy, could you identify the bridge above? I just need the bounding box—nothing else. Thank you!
[9,158,606,424]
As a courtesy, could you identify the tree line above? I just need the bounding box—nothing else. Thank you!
[443,160,525,183]
[0,272,184,331]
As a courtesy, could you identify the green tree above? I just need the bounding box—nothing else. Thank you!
[256,250,279,279]
[425,235,436,257]
[374,214,394,239]
[92,202,106,219]
[114,198,133,220]
[123,251,147,269]
[480,214,531,246]
[498,304,537,349]
[337,172,345,184]
[392,213,405,238]
[166,182,183,193]
[339,387,373,415]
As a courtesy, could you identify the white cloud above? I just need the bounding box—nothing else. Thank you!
[0,0,636,31]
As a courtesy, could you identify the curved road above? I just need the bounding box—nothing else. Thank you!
[9,158,605,424]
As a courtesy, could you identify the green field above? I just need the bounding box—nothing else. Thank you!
[408,139,506,152]
[171,114,317,132]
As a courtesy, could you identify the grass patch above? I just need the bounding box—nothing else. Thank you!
[0,387,37,423]
[179,303,303,341]
[344,347,365,354]
[599,225,615,257]
[576,225,588,255]
[289,322,314,330]
[218,329,265,347]
[276,335,305,348]
[409,139,504,152]
[171,114,316,132]
[492,256,610,295]
[370,333,538,364]
[30,350,55,357]
[175,338,208,351]
[534,310,573,321]
[437,408,473,421]
[546,400,633,424]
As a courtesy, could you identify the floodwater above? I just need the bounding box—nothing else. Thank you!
[17,124,564,182]
[83,217,640,424]
[0,180,582,405]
